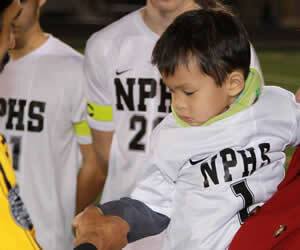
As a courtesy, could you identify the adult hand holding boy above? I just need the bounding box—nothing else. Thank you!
[73,206,129,250]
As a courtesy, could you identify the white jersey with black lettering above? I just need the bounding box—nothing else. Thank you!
[0,35,91,250]
[131,86,300,250]
[85,8,263,203]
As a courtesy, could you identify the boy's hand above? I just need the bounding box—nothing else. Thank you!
[72,206,130,250]
[0,0,22,51]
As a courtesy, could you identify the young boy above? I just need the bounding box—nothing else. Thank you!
[73,9,300,250]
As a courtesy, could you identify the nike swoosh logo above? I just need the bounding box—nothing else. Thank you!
[189,157,208,165]
[116,69,132,75]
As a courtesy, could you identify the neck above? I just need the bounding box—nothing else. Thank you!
[142,2,200,35]
[10,23,48,60]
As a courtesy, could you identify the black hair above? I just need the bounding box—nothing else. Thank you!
[152,9,250,86]
[0,0,14,12]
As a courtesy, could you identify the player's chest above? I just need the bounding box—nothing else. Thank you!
[177,142,278,189]
[110,50,171,114]
[0,70,70,133]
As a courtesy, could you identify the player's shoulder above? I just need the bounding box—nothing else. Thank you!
[86,9,142,51]
[39,35,83,69]
[46,35,82,58]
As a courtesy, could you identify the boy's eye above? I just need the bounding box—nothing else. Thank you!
[184,91,195,96]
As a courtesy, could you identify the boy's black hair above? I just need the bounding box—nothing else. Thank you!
[152,9,250,86]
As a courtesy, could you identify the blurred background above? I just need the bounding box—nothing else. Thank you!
[40,0,299,162]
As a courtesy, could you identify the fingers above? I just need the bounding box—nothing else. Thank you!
[72,211,84,228]
[72,205,129,250]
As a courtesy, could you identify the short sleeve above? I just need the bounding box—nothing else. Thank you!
[83,34,114,132]
[69,56,92,145]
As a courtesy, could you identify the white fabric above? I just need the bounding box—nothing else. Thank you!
[0,35,91,250]
[131,86,300,250]
[84,8,264,250]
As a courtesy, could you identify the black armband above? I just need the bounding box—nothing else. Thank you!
[96,197,170,243]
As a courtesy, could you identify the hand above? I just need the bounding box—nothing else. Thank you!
[0,0,22,51]
[72,206,130,250]
[296,89,300,103]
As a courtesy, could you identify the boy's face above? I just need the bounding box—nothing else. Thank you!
[163,60,233,126]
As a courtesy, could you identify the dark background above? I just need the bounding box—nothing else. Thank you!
[40,0,300,50]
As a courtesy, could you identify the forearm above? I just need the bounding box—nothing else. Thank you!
[76,143,107,214]
[76,165,105,214]
[96,197,170,243]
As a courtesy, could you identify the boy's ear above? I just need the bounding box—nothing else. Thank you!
[225,71,245,97]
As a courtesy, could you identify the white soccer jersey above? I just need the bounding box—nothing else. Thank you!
[131,86,300,250]
[0,35,91,250]
[84,8,264,204]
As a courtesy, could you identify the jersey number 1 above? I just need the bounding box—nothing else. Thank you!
[9,136,22,171]
[231,179,254,224]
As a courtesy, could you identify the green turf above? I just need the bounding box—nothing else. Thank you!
[257,49,300,93]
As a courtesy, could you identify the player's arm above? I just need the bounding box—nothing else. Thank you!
[91,128,113,193]
[76,129,113,214]
[82,33,116,199]
[76,142,102,214]
[0,0,21,70]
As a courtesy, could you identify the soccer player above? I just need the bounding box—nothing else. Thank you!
[0,1,41,249]
[84,1,263,248]
[0,0,101,249]
[73,8,300,250]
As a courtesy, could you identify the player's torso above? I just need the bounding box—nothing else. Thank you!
[111,38,171,155]
[0,56,75,176]
[97,13,172,201]
[0,54,79,249]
